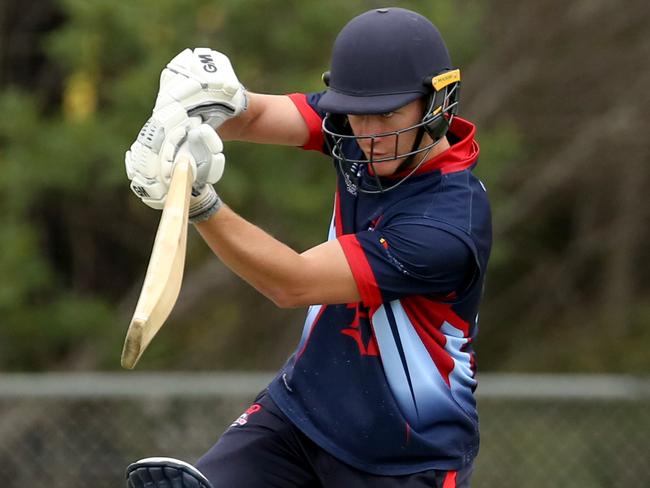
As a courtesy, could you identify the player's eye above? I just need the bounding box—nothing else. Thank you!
[381,112,395,118]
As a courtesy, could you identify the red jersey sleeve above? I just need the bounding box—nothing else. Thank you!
[287,93,325,152]
[338,222,477,309]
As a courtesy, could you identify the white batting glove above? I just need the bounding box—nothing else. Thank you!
[185,125,226,223]
[125,102,199,209]
[126,112,225,212]
[154,48,247,128]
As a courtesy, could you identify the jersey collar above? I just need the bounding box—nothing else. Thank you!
[390,117,479,179]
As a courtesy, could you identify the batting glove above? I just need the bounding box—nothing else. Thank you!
[126,112,225,214]
[125,102,201,209]
[154,48,247,128]
[185,125,225,223]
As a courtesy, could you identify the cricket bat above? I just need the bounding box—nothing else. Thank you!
[121,154,193,369]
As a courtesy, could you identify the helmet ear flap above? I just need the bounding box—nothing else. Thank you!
[424,113,450,141]
[422,89,451,141]
[421,69,461,141]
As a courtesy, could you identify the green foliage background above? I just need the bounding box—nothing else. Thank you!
[0,0,648,373]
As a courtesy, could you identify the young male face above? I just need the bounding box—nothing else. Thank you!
[346,98,431,176]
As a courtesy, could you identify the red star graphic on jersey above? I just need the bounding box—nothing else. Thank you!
[341,303,379,356]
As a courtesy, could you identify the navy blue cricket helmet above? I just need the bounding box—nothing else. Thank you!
[319,7,461,193]
[319,7,452,114]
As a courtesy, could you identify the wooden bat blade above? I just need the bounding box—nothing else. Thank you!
[121,155,193,369]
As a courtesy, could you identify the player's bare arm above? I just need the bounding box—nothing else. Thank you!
[218,93,310,147]
[124,47,352,308]
[194,206,360,308]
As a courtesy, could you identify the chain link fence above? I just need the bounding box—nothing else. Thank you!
[0,373,648,487]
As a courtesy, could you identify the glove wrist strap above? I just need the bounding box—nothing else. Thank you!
[189,185,222,224]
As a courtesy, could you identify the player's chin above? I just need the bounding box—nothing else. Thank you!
[368,158,404,176]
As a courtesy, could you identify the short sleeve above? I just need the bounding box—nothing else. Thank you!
[287,92,328,153]
[338,222,477,308]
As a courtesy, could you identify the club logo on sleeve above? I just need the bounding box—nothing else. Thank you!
[230,403,262,427]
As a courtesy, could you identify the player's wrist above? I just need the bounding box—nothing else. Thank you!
[189,184,222,224]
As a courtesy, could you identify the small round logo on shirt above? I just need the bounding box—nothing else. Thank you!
[230,403,262,427]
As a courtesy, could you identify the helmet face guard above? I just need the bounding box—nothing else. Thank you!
[323,70,461,194]
[319,8,462,194]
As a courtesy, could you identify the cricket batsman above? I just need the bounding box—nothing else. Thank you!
[124,7,492,487]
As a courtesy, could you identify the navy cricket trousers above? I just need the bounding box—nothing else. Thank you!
[196,391,473,487]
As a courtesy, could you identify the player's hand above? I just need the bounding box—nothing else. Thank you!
[154,48,247,128]
[125,111,225,212]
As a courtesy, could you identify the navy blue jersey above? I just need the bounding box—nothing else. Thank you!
[267,92,492,475]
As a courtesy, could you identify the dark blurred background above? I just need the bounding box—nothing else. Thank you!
[0,0,648,374]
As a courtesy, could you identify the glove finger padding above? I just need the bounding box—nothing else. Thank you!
[166,48,237,89]
[128,173,169,210]
[187,124,225,186]
[154,48,247,128]
[125,102,201,209]
[160,119,201,183]
[125,103,191,180]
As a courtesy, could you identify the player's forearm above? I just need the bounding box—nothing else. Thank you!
[217,93,309,146]
[193,205,310,308]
